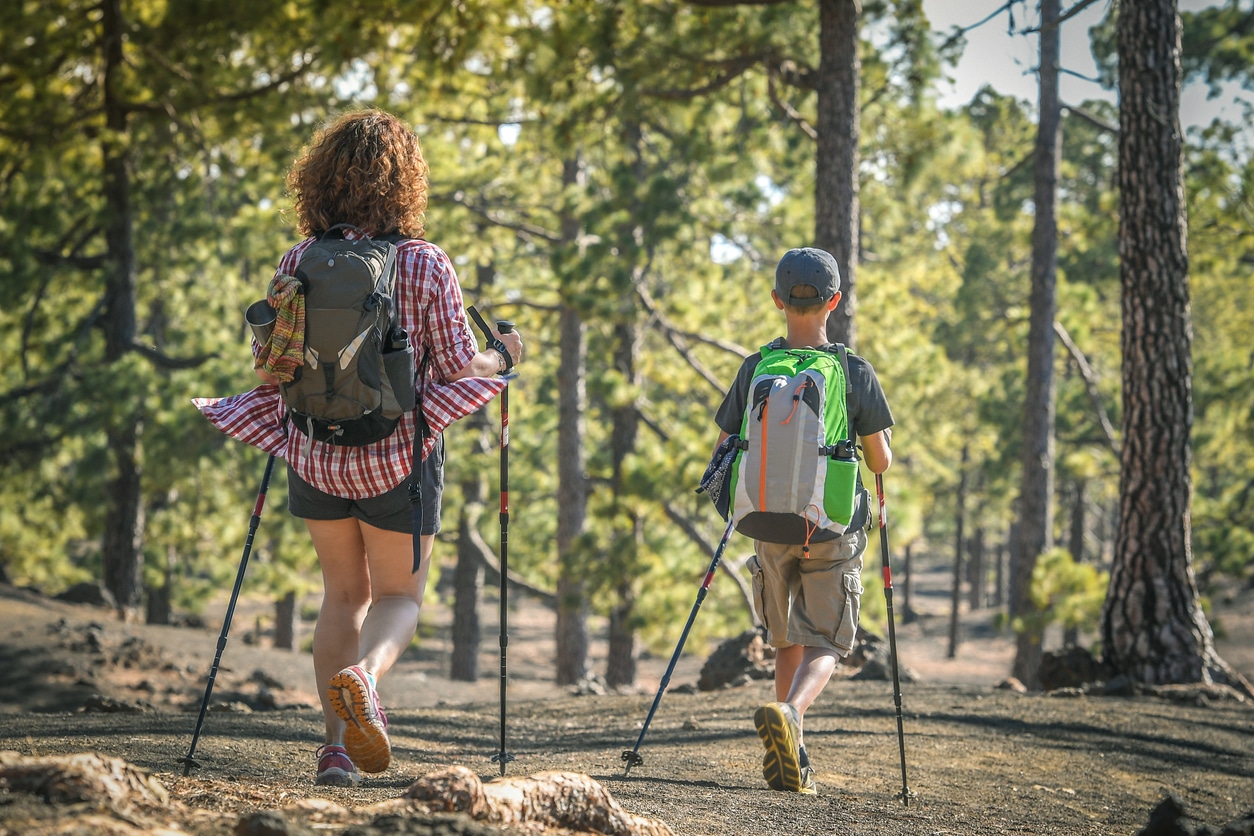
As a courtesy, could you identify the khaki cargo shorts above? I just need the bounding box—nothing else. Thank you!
[748,528,868,656]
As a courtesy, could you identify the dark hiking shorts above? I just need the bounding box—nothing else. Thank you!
[286,436,445,535]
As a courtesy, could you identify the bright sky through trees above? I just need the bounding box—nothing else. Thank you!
[923,0,1250,130]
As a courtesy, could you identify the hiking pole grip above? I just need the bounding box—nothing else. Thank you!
[467,306,514,375]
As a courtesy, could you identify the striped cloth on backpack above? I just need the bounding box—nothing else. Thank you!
[254,273,305,383]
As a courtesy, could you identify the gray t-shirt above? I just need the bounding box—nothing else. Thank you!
[714,339,895,535]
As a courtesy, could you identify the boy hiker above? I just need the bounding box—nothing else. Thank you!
[714,247,894,795]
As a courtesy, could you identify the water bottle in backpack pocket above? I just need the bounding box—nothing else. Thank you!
[245,299,277,347]
[381,326,416,413]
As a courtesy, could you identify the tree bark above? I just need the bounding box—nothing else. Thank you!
[968,525,985,612]
[1101,0,1252,698]
[901,542,915,623]
[1012,0,1062,690]
[273,591,297,651]
[1063,479,1087,646]
[404,766,673,835]
[102,424,144,622]
[1005,521,1019,616]
[556,155,591,685]
[816,0,860,349]
[452,412,492,682]
[947,446,967,659]
[993,539,1006,609]
[451,494,485,682]
[144,546,173,626]
[606,318,643,689]
[99,0,145,623]
[606,576,638,689]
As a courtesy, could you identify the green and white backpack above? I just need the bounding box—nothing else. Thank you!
[729,342,860,547]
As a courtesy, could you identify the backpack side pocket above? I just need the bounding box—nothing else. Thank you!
[747,553,768,636]
[382,342,416,414]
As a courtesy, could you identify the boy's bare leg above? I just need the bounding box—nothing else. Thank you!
[775,645,840,745]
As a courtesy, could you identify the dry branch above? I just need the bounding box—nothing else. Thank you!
[634,281,742,395]
[1053,320,1120,457]
[663,502,759,626]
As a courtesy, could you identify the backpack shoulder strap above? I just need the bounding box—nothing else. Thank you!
[828,343,855,442]
[829,343,853,397]
[377,242,398,298]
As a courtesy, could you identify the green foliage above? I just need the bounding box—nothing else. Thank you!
[1013,547,1108,636]
[0,2,1250,670]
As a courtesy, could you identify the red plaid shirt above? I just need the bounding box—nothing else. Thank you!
[194,237,504,499]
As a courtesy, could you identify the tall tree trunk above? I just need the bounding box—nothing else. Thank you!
[1101,0,1251,697]
[1064,479,1087,646]
[993,539,1006,609]
[100,0,144,622]
[968,525,985,612]
[605,316,643,689]
[1068,478,1087,567]
[606,575,638,689]
[102,424,144,621]
[451,492,485,682]
[145,545,174,626]
[947,445,968,659]
[451,415,491,682]
[555,155,591,686]
[1006,521,1019,616]
[901,542,915,623]
[1012,0,1062,690]
[274,591,297,651]
[815,0,860,349]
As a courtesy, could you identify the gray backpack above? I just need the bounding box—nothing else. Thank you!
[281,225,416,446]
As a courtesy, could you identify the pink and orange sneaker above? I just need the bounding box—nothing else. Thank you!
[327,665,390,774]
[314,743,360,787]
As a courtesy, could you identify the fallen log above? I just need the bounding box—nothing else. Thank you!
[406,766,674,835]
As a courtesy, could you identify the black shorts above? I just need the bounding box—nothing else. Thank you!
[286,436,444,535]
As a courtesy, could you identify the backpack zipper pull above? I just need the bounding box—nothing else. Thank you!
[781,379,813,425]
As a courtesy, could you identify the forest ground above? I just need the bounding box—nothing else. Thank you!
[0,562,1251,835]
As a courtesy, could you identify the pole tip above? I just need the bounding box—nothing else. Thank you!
[621,749,643,775]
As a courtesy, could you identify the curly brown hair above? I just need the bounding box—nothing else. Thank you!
[287,109,428,238]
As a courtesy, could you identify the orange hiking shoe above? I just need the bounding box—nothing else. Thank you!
[328,665,390,774]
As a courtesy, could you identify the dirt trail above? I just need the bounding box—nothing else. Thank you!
[1,578,1252,835]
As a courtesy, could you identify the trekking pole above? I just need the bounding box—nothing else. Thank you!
[875,472,912,805]
[622,516,735,776]
[467,306,516,775]
[182,453,276,776]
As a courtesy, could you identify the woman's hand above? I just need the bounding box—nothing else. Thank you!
[493,327,523,368]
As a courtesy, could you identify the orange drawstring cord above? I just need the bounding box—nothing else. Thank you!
[781,379,813,425]
[801,504,821,557]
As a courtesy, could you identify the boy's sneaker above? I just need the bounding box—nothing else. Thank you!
[328,665,390,774]
[754,702,816,794]
[314,743,360,787]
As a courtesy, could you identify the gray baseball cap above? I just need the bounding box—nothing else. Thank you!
[775,247,841,306]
